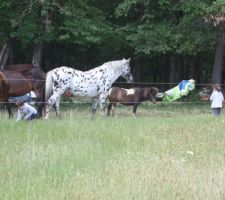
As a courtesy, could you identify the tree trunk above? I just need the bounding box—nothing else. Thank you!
[133,58,141,86]
[177,55,184,81]
[169,54,176,87]
[32,41,43,68]
[0,44,9,69]
[211,32,225,84]
[190,56,200,83]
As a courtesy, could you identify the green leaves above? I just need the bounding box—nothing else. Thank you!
[113,0,220,57]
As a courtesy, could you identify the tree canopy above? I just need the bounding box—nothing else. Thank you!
[0,0,225,85]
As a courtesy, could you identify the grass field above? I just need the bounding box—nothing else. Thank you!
[0,103,225,200]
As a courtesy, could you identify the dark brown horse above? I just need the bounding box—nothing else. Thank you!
[107,87,158,117]
[0,64,46,117]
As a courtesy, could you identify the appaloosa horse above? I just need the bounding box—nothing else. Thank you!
[44,58,133,119]
[107,87,158,117]
[0,64,46,117]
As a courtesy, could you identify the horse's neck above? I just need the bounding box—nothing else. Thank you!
[86,61,122,83]
[109,64,123,82]
[102,62,122,81]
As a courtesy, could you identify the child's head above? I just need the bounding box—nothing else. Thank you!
[15,100,24,107]
[213,84,221,91]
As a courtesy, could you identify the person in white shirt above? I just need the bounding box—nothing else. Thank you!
[15,100,37,121]
[210,84,224,116]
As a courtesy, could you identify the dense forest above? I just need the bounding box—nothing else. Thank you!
[0,0,225,87]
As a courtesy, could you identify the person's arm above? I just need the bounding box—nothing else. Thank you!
[221,93,224,105]
[16,109,22,121]
[210,91,215,101]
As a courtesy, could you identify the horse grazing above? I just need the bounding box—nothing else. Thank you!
[44,58,133,119]
[0,65,46,118]
[107,87,158,117]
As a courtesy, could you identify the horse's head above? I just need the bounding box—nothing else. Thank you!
[146,87,158,103]
[120,58,133,83]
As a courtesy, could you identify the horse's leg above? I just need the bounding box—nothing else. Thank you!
[112,103,116,117]
[99,93,108,116]
[44,93,60,119]
[55,95,62,119]
[92,97,98,118]
[34,86,46,118]
[107,103,112,116]
[45,82,70,119]
[5,102,13,118]
[133,105,138,118]
[36,103,43,118]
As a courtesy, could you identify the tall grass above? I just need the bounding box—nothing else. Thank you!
[0,103,225,199]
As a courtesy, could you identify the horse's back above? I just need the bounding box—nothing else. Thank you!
[1,70,25,80]
[108,87,128,102]
[1,70,33,96]
[5,64,34,72]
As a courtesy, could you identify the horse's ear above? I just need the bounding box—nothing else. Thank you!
[150,87,158,95]
[122,58,131,63]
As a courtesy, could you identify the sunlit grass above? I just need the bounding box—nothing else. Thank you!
[0,103,225,199]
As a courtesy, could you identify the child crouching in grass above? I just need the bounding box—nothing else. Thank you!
[15,100,37,121]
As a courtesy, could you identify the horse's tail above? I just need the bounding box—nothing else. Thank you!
[0,71,8,102]
[45,70,54,104]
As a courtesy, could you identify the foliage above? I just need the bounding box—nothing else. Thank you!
[0,0,225,83]
[114,0,218,57]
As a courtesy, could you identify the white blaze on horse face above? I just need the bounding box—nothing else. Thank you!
[124,88,135,95]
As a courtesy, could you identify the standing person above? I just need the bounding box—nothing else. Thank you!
[15,100,37,121]
[210,84,224,116]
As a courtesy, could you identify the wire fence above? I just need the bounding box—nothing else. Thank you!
[0,78,222,86]
[0,79,214,105]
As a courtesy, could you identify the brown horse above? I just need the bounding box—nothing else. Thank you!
[0,64,46,118]
[107,87,158,117]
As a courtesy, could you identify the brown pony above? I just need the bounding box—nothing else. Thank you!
[0,64,46,117]
[107,87,158,117]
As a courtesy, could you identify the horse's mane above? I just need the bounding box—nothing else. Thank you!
[98,60,121,69]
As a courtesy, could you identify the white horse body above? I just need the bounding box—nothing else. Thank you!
[44,59,133,119]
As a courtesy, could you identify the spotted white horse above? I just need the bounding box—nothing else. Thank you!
[44,58,133,119]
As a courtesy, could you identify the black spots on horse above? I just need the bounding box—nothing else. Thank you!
[106,84,111,89]
[53,81,59,87]
[53,81,59,88]
[74,73,80,77]
[97,86,100,93]
[56,73,60,80]
[61,80,66,84]
[102,78,106,85]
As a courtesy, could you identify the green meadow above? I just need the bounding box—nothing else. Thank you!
[0,103,225,200]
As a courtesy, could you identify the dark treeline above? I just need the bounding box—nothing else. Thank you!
[0,0,225,86]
